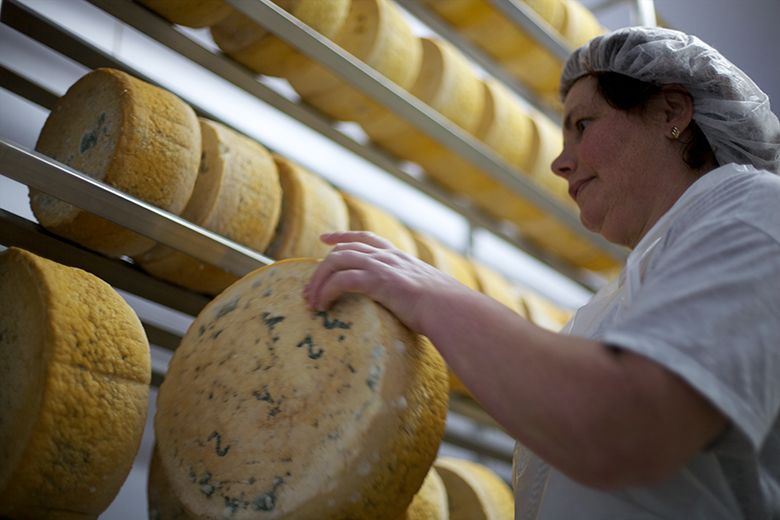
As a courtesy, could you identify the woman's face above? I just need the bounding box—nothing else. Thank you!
[551,76,680,248]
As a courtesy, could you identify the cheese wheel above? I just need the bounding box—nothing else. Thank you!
[265,154,349,260]
[210,0,350,78]
[286,0,422,123]
[401,466,449,520]
[412,233,479,291]
[135,118,282,295]
[0,247,151,517]
[342,192,418,256]
[138,0,232,28]
[434,457,514,520]
[469,261,526,317]
[518,289,572,331]
[411,233,478,395]
[148,444,197,520]
[31,68,201,257]
[560,0,605,48]
[155,258,450,519]
[362,37,484,161]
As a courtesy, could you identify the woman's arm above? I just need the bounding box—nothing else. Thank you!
[304,232,726,489]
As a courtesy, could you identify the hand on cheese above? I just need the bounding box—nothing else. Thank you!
[0,247,151,518]
[155,258,449,519]
[31,67,201,257]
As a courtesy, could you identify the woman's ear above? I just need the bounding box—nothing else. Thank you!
[660,85,695,133]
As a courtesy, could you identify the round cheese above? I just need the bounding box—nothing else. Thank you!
[412,232,479,291]
[285,0,422,123]
[434,457,514,520]
[560,0,605,48]
[138,0,232,28]
[341,192,418,256]
[362,37,484,161]
[135,118,282,296]
[411,232,478,395]
[265,154,349,260]
[518,289,572,332]
[210,0,350,78]
[469,261,526,317]
[148,444,197,520]
[155,258,450,519]
[402,466,449,520]
[31,67,201,258]
[0,247,151,517]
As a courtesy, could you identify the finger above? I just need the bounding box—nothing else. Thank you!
[315,269,377,311]
[305,249,384,307]
[320,231,394,249]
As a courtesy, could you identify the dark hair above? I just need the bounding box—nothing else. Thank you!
[592,72,716,170]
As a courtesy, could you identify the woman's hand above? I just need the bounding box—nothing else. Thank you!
[303,231,468,333]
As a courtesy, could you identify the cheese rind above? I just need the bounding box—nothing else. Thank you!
[211,0,350,78]
[266,155,349,260]
[136,118,282,295]
[148,444,197,520]
[31,68,201,257]
[156,258,449,519]
[434,457,514,520]
[342,192,418,256]
[402,466,449,520]
[286,0,422,122]
[0,247,151,518]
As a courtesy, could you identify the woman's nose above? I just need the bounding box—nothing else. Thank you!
[551,147,575,178]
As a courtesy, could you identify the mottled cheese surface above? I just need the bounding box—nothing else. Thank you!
[0,247,150,518]
[156,259,449,519]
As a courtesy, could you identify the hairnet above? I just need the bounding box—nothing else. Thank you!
[561,26,780,174]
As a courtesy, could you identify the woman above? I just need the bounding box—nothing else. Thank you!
[304,27,780,518]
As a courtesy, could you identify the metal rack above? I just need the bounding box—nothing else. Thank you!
[0,0,638,481]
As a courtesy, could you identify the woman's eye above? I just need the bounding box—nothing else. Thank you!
[576,119,591,132]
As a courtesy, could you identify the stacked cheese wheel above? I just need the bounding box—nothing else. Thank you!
[0,247,150,518]
[211,0,351,78]
[154,258,450,519]
[342,192,418,256]
[266,154,350,260]
[423,0,605,104]
[136,118,283,295]
[519,288,573,332]
[434,457,514,520]
[31,67,201,258]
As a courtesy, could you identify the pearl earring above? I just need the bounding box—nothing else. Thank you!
[671,126,681,139]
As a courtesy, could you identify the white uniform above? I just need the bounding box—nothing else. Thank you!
[514,164,780,519]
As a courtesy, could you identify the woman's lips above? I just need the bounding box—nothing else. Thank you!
[569,177,594,202]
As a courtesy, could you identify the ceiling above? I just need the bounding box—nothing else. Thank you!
[581,0,780,113]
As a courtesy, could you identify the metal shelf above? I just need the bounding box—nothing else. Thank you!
[1,0,616,287]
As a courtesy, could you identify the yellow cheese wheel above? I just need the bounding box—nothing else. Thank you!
[31,67,201,258]
[148,444,197,520]
[341,192,418,256]
[401,466,449,520]
[434,457,514,520]
[265,154,350,260]
[411,232,478,395]
[469,261,526,317]
[155,258,450,519]
[362,37,484,162]
[135,118,282,295]
[138,0,232,28]
[518,289,573,331]
[210,0,350,78]
[0,247,151,517]
[286,0,422,123]
[560,0,605,48]
[412,232,478,291]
